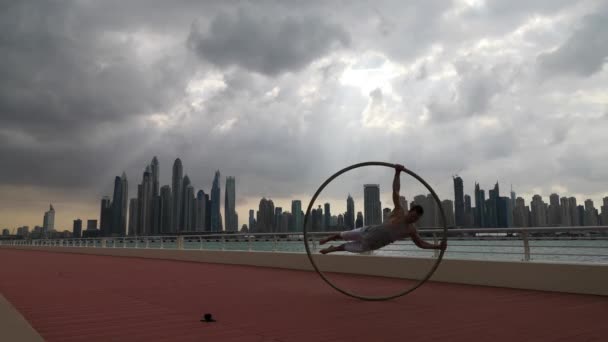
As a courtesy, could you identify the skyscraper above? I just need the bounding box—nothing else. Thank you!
[453,176,464,227]
[258,198,275,233]
[364,184,382,225]
[345,195,355,229]
[382,208,392,223]
[560,197,571,226]
[137,166,154,235]
[355,212,363,228]
[210,170,221,232]
[513,197,529,227]
[150,156,159,197]
[569,197,579,226]
[441,200,455,226]
[486,182,500,228]
[291,200,302,232]
[160,186,172,233]
[181,174,191,232]
[195,190,206,232]
[601,197,608,226]
[464,194,473,227]
[171,158,183,233]
[274,207,283,232]
[225,176,238,231]
[584,199,598,226]
[73,219,82,238]
[100,197,112,237]
[120,173,128,235]
[111,175,126,236]
[183,184,195,231]
[128,198,138,235]
[474,183,486,227]
[548,193,561,226]
[151,196,162,235]
[249,209,256,233]
[324,203,331,230]
[205,193,211,231]
[531,195,547,227]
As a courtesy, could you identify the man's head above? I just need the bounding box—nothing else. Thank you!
[406,205,424,222]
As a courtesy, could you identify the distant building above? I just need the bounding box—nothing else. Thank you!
[441,200,455,227]
[601,197,608,226]
[73,219,82,238]
[453,176,464,227]
[171,158,183,233]
[2,229,9,236]
[324,203,331,230]
[355,211,364,228]
[161,186,173,233]
[382,208,392,223]
[43,204,55,234]
[291,200,302,232]
[531,195,547,227]
[100,196,112,237]
[364,184,382,225]
[464,195,473,227]
[224,176,238,232]
[257,198,275,233]
[249,209,256,233]
[513,197,529,227]
[474,183,486,227]
[345,195,355,229]
[560,197,571,226]
[195,190,206,232]
[210,170,222,232]
[569,197,579,226]
[128,198,138,236]
[86,220,98,230]
[584,199,598,226]
[548,194,561,226]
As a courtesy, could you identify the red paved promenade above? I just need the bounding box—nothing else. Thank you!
[0,249,606,341]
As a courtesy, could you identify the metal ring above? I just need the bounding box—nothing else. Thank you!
[303,161,448,301]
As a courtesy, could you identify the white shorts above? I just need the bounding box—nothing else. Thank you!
[339,227,372,253]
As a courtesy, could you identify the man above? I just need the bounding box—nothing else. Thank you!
[319,164,446,254]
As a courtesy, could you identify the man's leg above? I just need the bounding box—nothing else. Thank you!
[319,233,341,245]
[320,227,365,245]
[320,241,370,254]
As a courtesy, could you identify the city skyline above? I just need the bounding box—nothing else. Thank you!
[2,2,608,232]
[4,155,608,233]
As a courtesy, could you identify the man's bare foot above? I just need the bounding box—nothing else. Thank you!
[320,246,335,254]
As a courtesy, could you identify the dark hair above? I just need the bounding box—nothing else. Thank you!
[410,205,424,216]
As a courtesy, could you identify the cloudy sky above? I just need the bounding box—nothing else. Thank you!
[1,0,607,231]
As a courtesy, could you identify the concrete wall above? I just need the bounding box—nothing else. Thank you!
[3,246,607,296]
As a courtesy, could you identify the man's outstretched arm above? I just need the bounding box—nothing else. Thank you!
[409,231,445,250]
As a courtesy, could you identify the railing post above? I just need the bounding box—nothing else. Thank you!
[160,237,164,249]
[221,236,225,251]
[248,236,252,252]
[522,229,531,262]
[145,237,149,249]
[432,233,439,258]
[177,236,184,250]
[101,239,107,248]
[273,234,278,252]
[199,236,203,250]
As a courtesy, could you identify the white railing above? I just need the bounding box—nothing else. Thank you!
[3,226,608,264]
